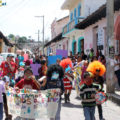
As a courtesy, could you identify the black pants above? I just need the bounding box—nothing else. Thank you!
[97,104,103,120]
[115,70,120,87]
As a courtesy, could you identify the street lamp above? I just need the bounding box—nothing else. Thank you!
[34,15,44,55]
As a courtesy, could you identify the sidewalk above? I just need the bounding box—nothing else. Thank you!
[104,84,120,106]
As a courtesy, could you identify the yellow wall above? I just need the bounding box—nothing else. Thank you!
[0,39,3,53]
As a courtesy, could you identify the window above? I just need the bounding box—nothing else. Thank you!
[78,4,81,16]
[70,12,73,21]
[74,8,77,18]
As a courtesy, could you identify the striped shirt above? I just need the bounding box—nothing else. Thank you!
[80,83,101,107]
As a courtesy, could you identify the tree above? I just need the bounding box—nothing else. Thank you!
[8,34,15,41]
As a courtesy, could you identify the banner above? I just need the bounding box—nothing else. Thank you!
[30,64,41,76]
[56,49,68,58]
[6,88,60,119]
[73,63,83,96]
[48,55,62,66]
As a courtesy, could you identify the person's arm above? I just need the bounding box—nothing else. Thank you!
[32,76,41,90]
[15,79,24,89]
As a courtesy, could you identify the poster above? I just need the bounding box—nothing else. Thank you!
[30,64,41,76]
[56,49,68,58]
[48,55,62,66]
[24,54,29,61]
[6,87,60,119]
[73,63,82,96]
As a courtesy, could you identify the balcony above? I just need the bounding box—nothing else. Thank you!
[62,16,84,37]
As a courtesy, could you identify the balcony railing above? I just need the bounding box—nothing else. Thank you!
[63,16,84,36]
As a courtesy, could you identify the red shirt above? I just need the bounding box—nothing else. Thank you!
[1,61,17,77]
[15,79,39,90]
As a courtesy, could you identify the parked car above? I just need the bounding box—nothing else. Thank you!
[0,53,17,65]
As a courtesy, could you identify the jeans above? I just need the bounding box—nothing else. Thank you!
[0,103,3,120]
[97,104,103,119]
[83,106,95,120]
[115,70,120,87]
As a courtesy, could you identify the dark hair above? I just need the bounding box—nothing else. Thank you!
[24,66,33,74]
[40,60,46,65]
[84,72,90,79]
[46,64,64,79]
[100,55,105,60]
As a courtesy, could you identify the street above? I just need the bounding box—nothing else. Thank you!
[4,90,120,120]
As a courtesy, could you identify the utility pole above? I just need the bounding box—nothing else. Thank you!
[38,30,40,56]
[43,16,45,55]
[35,15,45,55]
[106,0,115,93]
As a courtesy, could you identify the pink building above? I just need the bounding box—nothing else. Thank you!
[44,16,69,55]
[76,0,120,56]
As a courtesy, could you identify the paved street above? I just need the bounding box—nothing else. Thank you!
[4,90,120,120]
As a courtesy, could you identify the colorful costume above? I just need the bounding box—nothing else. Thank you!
[60,58,73,90]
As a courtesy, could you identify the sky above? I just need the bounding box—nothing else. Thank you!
[0,0,68,41]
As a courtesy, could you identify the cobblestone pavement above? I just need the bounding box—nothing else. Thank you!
[3,90,120,120]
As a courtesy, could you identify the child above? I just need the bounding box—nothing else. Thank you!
[80,72,101,120]
[81,61,88,86]
[15,67,40,90]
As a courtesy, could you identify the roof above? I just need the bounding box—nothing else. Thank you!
[76,0,120,29]
[0,31,13,47]
[44,33,63,47]
[57,16,69,22]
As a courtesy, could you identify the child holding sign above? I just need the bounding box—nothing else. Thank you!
[15,67,40,90]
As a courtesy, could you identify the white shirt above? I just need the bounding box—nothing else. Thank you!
[114,59,120,71]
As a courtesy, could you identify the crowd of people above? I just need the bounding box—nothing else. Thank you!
[0,48,119,120]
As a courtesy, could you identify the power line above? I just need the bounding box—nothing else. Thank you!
[0,0,33,23]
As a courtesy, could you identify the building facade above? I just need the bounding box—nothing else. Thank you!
[45,16,69,56]
[75,0,120,55]
[61,0,106,55]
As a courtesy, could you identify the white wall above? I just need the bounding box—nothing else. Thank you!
[84,0,106,17]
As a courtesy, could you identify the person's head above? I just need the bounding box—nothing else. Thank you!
[24,67,33,80]
[41,60,47,66]
[90,48,94,53]
[72,57,76,63]
[84,60,88,67]
[70,51,72,56]
[77,55,82,62]
[115,54,119,60]
[84,72,93,86]
[21,51,25,56]
[3,76,10,86]
[57,59,61,65]
[91,56,98,62]
[100,55,105,61]
[7,54,12,62]
[35,55,39,60]
[81,51,84,56]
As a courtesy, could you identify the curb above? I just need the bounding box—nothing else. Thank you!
[107,93,120,106]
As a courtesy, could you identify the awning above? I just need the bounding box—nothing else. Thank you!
[44,33,63,47]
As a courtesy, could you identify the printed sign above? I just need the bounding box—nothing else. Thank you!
[98,28,104,46]
[30,64,41,76]
[48,55,62,66]
[56,49,68,58]
[6,87,60,119]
